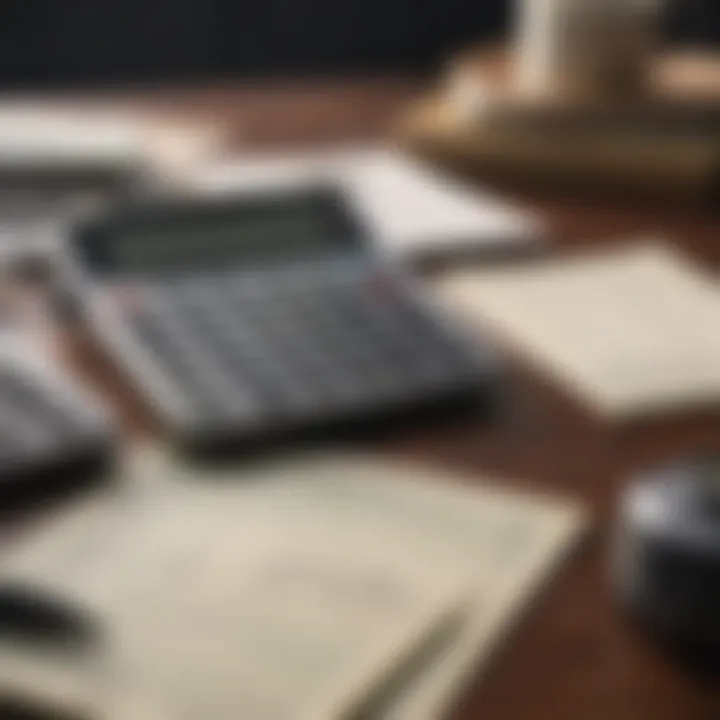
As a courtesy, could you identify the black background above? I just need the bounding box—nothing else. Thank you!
[0,0,715,88]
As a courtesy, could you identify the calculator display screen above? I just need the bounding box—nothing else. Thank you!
[80,190,363,274]
[111,211,338,270]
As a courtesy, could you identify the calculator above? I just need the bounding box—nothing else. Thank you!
[61,187,499,452]
[0,334,115,508]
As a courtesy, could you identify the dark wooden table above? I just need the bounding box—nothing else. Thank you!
[45,76,720,719]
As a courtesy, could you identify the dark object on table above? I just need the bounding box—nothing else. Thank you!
[615,456,720,662]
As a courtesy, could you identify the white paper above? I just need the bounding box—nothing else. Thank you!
[0,449,471,720]
[193,147,543,262]
[0,104,222,172]
[0,449,585,720]
[0,104,224,264]
[218,455,585,720]
[439,242,720,418]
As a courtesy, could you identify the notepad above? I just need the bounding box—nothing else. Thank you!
[193,147,544,263]
[439,242,720,419]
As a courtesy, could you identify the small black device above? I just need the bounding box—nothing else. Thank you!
[615,456,720,658]
[0,583,99,720]
[61,187,500,453]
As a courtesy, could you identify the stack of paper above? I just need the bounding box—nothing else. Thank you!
[0,104,225,266]
[192,147,544,263]
[0,104,224,184]
[439,242,720,419]
[0,449,585,720]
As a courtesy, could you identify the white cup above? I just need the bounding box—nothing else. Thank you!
[516,0,662,101]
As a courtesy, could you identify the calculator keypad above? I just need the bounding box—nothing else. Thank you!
[118,261,481,437]
[0,366,107,472]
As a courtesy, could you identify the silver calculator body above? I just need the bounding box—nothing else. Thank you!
[0,331,115,506]
[60,186,500,452]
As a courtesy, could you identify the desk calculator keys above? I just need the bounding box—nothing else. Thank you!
[0,337,114,505]
[65,188,499,451]
[129,299,263,425]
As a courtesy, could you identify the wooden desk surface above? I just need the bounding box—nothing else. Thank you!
[46,76,720,719]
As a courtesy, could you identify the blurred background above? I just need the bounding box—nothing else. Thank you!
[0,0,715,88]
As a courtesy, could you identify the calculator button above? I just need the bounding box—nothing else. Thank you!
[0,376,88,447]
[131,311,263,423]
[227,325,361,413]
[0,408,26,448]
[229,360,325,417]
[0,400,52,453]
[130,311,178,349]
[111,257,484,441]
[180,320,320,418]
